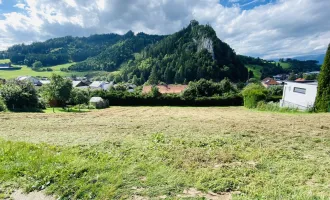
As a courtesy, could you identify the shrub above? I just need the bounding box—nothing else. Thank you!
[60,68,69,72]
[32,61,43,69]
[0,97,7,112]
[242,83,268,108]
[268,85,283,96]
[92,89,243,107]
[182,78,237,99]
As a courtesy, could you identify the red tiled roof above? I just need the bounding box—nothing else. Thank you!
[295,78,306,82]
[143,85,188,94]
[262,78,279,85]
[262,77,273,82]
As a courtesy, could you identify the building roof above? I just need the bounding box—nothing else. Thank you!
[262,78,279,85]
[90,81,108,88]
[40,80,50,85]
[143,84,188,94]
[295,78,306,82]
[284,81,318,85]
[89,97,104,103]
[72,81,82,87]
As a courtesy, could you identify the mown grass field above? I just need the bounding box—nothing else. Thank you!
[1,107,330,199]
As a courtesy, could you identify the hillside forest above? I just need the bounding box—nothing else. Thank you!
[3,20,321,84]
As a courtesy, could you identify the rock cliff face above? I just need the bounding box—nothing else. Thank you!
[197,37,215,60]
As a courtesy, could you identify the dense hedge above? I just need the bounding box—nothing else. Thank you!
[91,90,243,107]
[266,95,282,102]
[242,84,268,108]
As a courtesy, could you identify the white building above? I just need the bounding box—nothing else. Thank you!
[89,81,113,90]
[280,81,318,110]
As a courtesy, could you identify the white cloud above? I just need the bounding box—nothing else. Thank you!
[0,0,329,59]
[14,3,26,9]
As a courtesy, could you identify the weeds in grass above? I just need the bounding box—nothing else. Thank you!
[256,101,300,113]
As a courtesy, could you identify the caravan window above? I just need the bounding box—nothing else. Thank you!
[293,87,306,94]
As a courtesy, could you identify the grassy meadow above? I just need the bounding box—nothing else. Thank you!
[246,65,262,80]
[0,62,79,79]
[1,107,330,199]
[0,60,109,79]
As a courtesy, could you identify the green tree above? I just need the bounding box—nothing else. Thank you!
[150,86,161,97]
[132,75,139,85]
[303,73,318,80]
[248,70,254,79]
[315,44,330,112]
[32,61,43,69]
[148,66,158,85]
[43,74,73,112]
[0,80,39,111]
[288,72,296,81]
[69,88,89,111]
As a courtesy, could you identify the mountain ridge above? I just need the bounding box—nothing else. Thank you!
[5,20,248,83]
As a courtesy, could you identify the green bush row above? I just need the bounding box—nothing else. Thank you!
[92,90,244,107]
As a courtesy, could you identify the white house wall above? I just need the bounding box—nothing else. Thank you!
[280,82,318,110]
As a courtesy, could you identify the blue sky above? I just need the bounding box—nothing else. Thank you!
[220,0,273,10]
[0,0,329,59]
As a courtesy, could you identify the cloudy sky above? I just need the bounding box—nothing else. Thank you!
[0,0,329,59]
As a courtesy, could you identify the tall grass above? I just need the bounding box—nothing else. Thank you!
[256,101,300,113]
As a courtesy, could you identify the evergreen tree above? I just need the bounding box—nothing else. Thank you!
[132,75,139,85]
[148,66,158,85]
[288,72,296,81]
[315,44,330,112]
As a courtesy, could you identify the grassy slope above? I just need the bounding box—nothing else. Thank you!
[246,64,262,80]
[277,62,291,70]
[246,62,291,80]
[0,59,10,64]
[0,62,81,79]
[0,59,113,79]
[0,107,330,199]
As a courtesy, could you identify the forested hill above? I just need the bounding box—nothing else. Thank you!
[119,20,247,84]
[7,32,165,67]
[5,20,248,83]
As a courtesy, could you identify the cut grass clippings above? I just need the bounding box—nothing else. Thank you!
[1,107,330,199]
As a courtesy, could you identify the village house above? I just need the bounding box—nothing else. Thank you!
[142,84,188,94]
[261,77,280,88]
[16,76,42,86]
[0,63,11,69]
[273,74,288,81]
[72,81,89,88]
[89,81,113,90]
[280,81,318,110]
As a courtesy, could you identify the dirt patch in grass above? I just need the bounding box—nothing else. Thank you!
[177,188,233,200]
[11,190,55,200]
